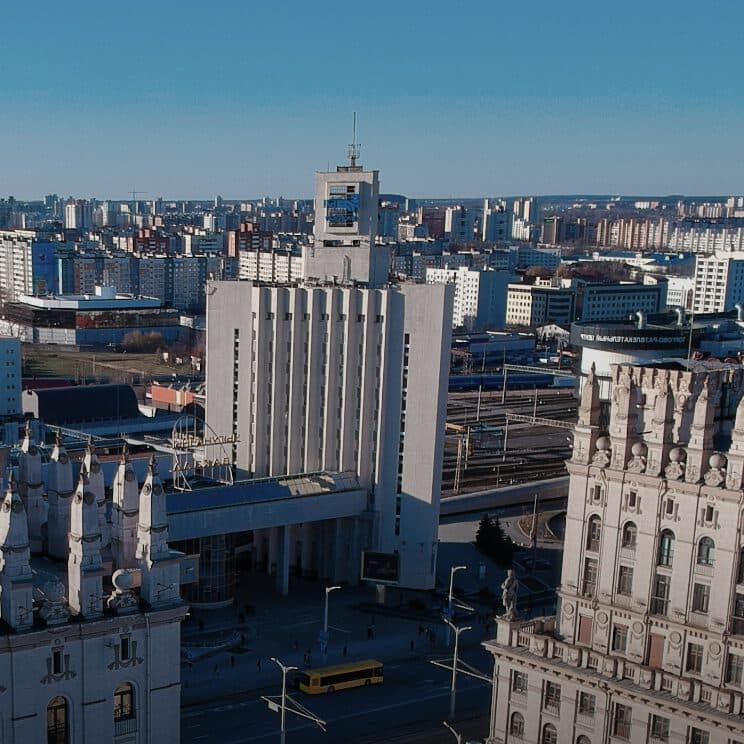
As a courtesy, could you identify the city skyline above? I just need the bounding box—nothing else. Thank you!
[1,0,742,199]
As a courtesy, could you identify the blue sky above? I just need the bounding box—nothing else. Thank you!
[1,0,742,199]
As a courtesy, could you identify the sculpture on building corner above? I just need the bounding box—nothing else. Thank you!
[501,569,518,621]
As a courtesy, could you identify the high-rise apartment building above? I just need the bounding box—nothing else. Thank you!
[694,252,744,314]
[426,266,517,331]
[486,361,744,744]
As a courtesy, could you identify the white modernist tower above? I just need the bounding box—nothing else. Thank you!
[486,361,744,744]
[205,156,453,591]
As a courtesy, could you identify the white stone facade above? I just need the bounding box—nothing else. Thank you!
[485,361,744,744]
[0,435,186,744]
[205,280,453,590]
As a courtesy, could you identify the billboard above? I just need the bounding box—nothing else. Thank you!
[360,551,400,584]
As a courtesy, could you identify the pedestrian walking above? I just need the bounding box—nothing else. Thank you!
[213,663,219,676]
[294,639,299,651]
[230,655,235,668]
[343,644,348,657]
[256,658,262,672]
[410,639,415,652]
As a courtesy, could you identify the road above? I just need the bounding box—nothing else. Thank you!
[182,648,492,743]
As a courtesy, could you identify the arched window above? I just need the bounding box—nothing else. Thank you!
[658,529,675,567]
[113,683,136,735]
[510,712,525,738]
[577,737,591,744]
[586,515,602,552]
[621,522,637,549]
[542,723,558,744]
[697,537,715,566]
[47,696,69,744]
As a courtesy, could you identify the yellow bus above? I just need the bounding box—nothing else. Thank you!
[296,659,384,694]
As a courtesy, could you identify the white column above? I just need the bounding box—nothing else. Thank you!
[275,525,290,596]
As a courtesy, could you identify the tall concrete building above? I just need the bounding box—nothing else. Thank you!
[486,361,744,744]
[694,252,744,314]
[426,266,517,331]
[204,154,453,591]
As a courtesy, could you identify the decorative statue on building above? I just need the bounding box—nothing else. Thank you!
[501,569,518,621]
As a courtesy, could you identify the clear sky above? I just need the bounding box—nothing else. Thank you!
[1,0,742,200]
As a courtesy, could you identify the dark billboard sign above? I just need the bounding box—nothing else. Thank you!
[360,551,400,584]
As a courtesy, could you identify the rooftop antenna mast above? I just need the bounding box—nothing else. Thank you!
[347,112,361,167]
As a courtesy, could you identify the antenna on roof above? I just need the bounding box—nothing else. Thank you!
[347,112,361,167]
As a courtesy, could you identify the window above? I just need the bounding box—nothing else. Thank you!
[737,547,744,584]
[690,728,709,744]
[52,649,62,675]
[657,529,675,567]
[617,565,633,596]
[121,636,131,662]
[692,583,710,614]
[510,712,525,738]
[612,625,628,652]
[513,671,528,695]
[697,537,715,566]
[628,490,637,508]
[727,653,744,685]
[686,642,704,674]
[650,574,671,615]
[114,682,136,732]
[621,522,637,549]
[650,714,669,742]
[583,558,598,597]
[613,703,632,739]
[586,516,601,551]
[578,691,595,716]
[576,737,591,744]
[544,681,561,713]
[47,696,69,744]
[734,594,744,635]
[542,723,557,744]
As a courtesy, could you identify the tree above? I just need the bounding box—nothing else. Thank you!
[524,266,552,281]
[121,331,165,353]
[475,514,515,567]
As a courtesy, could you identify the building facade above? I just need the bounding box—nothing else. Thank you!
[506,284,576,327]
[0,433,186,744]
[486,361,744,744]
[694,252,744,314]
[426,266,517,331]
[204,280,453,590]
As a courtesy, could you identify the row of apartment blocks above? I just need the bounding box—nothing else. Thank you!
[541,215,744,253]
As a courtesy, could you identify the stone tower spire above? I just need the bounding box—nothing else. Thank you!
[137,456,181,607]
[47,431,74,560]
[18,421,45,554]
[0,473,34,631]
[111,445,140,569]
[82,438,111,562]
[68,468,104,618]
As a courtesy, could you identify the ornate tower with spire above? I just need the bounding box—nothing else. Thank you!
[67,468,104,618]
[18,421,45,554]
[47,431,74,560]
[82,438,111,565]
[111,446,140,569]
[0,475,34,631]
[136,456,182,607]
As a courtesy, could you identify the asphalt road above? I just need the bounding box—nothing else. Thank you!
[181,649,492,744]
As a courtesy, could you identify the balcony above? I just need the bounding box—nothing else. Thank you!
[114,717,137,736]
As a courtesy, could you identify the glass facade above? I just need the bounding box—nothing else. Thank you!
[173,534,237,604]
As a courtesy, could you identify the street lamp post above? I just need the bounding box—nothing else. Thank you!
[445,565,467,646]
[444,618,471,720]
[442,720,463,744]
[321,585,341,662]
[270,657,298,744]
